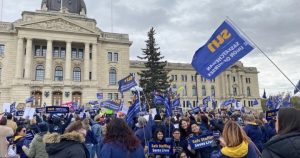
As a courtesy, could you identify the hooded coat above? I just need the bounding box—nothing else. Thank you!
[243,123,263,151]
[0,125,14,157]
[22,133,48,158]
[262,132,300,158]
[43,131,89,158]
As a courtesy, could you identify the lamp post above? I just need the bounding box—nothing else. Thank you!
[195,73,199,106]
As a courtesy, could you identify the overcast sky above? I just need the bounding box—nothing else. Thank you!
[1,0,299,96]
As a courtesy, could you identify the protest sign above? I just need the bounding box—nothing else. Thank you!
[46,106,69,114]
[100,100,122,111]
[23,107,35,120]
[188,133,215,150]
[15,110,24,116]
[148,142,173,155]
[96,92,103,99]
[35,107,45,113]
[266,109,279,121]
[3,103,11,113]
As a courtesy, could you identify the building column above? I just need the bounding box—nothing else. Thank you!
[45,40,53,80]
[92,43,97,80]
[84,43,90,81]
[15,37,24,78]
[65,41,72,80]
[24,38,33,79]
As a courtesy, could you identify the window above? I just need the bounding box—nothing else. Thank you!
[246,78,251,84]
[72,48,77,58]
[0,67,2,81]
[233,76,236,82]
[71,48,84,59]
[248,101,251,107]
[211,85,215,97]
[171,75,174,81]
[53,47,59,57]
[0,44,5,55]
[109,68,117,85]
[185,75,187,82]
[89,72,92,80]
[73,67,81,82]
[183,101,185,108]
[89,52,92,60]
[78,49,83,59]
[108,52,112,61]
[108,93,113,100]
[60,47,65,58]
[54,66,63,81]
[192,85,197,96]
[233,87,237,96]
[175,75,177,81]
[202,85,206,96]
[113,53,118,61]
[181,75,184,81]
[247,87,251,96]
[35,65,44,81]
[191,75,194,82]
[42,46,47,56]
[35,45,46,56]
[193,101,196,107]
[53,47,66,58]
[201,76,206,82]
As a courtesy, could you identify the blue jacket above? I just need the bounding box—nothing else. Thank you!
[261,123,276,143]
[243,124,263,151]
[99,141,145,158]
[135,127,152,147]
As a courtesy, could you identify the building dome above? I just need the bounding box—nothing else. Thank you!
[41,0,86,15]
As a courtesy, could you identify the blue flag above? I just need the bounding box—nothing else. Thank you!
[251,99,259,106]
[266,97,275,109]
[222,98,236,106]
[191,20,254,79]
[118,74,137,93]
[282,95,291,107]
[26,96,34,103]
[202,96,211,105]
[294,80,300,94]
[100,99,122,111]
[153,94,165,105]
[126,99,141,124]
[172,98,181,108]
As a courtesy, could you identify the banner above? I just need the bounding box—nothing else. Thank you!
[266,109,279,121]
[15,110,24,116]
[23,107,35,119]
[46,106,69,114]
[100,99,122,111]
[118,74,137,92]
[192,106,201,114]
[188,133,214,150]
[35,107,45,113]
[148,142,173,155]
[192,20,254,79]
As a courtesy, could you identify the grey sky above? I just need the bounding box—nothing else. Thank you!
[1,0,299,96]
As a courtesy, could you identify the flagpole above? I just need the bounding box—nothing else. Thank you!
[226,16,300,93]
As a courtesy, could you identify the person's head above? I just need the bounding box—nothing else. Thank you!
[136,116,147,128]
[104,118,140,151]
[65,120,87,137]
[172,129,181,140]
[222,120,250,147]
[154,129,164,141]
[244,114,255,123]
[179,151,188,158]
[30,118,37,125]
[154,114,162,122]
[191,123,200,134]
[16,126,26,137]
[0,116,7,125]
[38,122,49,134]
[7,113,13,120]
[276,108,300,135]
[179,117,190,130]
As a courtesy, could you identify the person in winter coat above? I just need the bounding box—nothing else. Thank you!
[148,129,168,158]
[14,126,28,158]
[43,120,90,158]
[171,129,187,158]
[135,116,152,147]
[6,113,17,133]
[179,117,191,140]
[83,118,97,158]
[262,108,300,158]
[100,118,145,158]
[22,122,49,158]
[92,115,103,158]
[212,120,259,158]
[243,114,263,151]
[0,116,14,158]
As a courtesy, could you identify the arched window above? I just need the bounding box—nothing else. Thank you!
[202,85,206,96]
[211,85,215,97]
[73,67,81,81]
[54,66,63,81]
[109,68,117,85]
[35,65,45,81]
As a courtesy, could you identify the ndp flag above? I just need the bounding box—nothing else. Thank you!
[191,20,254,79]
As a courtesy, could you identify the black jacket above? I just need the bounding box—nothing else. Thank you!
[43,131,90,158]
[262,132,300,158]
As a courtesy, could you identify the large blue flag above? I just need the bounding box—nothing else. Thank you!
[266,97,275,109]
[191,20,254,79]
[251,99,259,106]
[118,74,137,93]
[202,96,211,106]
[172,98,181,108]
[153,94,165,105]
[126,99,141,124]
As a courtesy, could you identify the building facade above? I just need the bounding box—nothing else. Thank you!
[130,60,261,111]
[0,1,132,111]
[0,1,261,112]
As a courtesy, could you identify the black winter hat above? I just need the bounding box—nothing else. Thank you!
[38,122,48,133]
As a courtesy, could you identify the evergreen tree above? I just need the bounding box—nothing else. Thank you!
[138,27,170,106]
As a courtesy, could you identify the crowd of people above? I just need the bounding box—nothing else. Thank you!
[0,106,300,158]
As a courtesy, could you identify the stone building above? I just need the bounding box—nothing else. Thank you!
[0,0,261,112]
